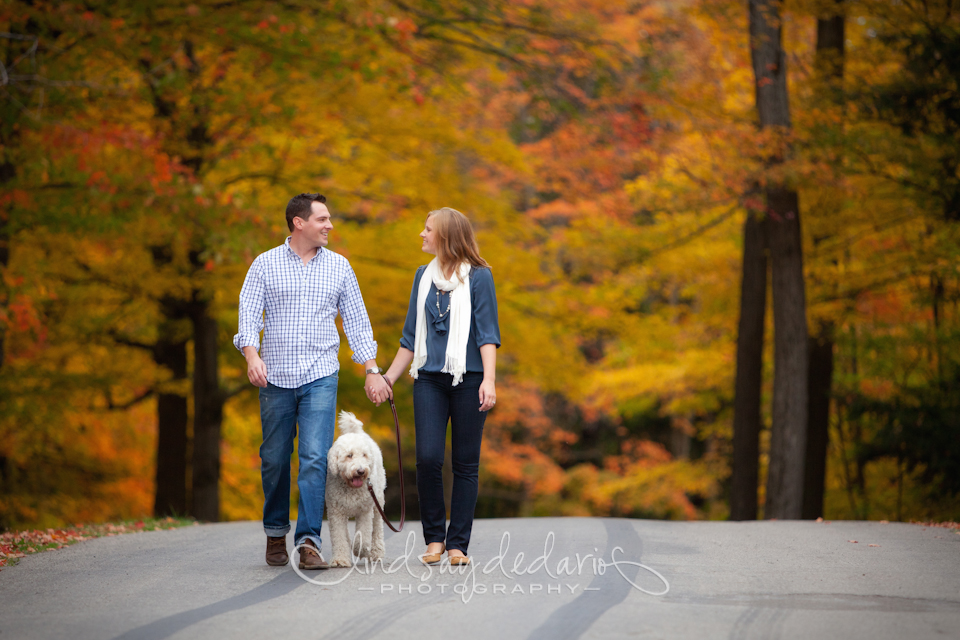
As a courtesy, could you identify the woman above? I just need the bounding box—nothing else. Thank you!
[382,207,500,566]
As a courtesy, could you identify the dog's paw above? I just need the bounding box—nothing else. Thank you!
[329,557,352,568]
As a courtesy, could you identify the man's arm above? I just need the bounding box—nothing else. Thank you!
[234,258,268,387]
[338,264,391,404]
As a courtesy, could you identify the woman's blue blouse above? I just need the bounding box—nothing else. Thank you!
[399,265,501,373]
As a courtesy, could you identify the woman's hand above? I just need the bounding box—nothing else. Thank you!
[365,372,392,406]
[479,378,496,412]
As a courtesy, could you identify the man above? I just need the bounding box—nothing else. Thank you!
[233,193,392,569]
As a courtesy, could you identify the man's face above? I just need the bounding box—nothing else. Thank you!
[296,202,333,247]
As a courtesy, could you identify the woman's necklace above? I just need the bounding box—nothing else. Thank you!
[435,289,451,319]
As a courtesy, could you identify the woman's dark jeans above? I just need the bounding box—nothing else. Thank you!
[413,371,487,554]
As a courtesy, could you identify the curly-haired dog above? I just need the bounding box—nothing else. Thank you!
[325,411,386,567]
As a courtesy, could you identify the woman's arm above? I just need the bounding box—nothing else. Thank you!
[384,347,415,387]
[385,266,425,387]
[478,343,496,412]
[471,268,499,412]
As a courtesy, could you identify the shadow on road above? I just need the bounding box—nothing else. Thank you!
[111,571,304,640]
[526,519,643,640]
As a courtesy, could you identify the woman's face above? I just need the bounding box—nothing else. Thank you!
[420,217,438,255]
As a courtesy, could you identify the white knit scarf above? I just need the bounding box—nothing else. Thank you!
[410,258,471,385]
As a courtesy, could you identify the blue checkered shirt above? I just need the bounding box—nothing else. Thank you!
[233,238,378,389]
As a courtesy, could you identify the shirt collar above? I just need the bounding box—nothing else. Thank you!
[284,236,324,263]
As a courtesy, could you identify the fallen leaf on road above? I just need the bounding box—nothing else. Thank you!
[848,540,858,543]
[868,544,880,547]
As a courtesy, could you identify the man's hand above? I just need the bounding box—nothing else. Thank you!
[365,372,393,406]
[243,347,268,387]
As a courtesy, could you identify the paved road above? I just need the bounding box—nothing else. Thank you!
[1,518,958,639]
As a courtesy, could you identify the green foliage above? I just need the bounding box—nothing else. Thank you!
[2,0,960,529]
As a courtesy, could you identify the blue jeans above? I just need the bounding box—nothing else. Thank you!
[259,374,337,550]
[414,371,486,554]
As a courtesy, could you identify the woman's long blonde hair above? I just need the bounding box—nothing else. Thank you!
[428,207,489,281]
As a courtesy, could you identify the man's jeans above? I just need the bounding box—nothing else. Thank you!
[259,374,337,550]
[413,371,486,554]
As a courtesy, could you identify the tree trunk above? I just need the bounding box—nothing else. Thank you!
[803,326,833,519]
[150,246,191,517]
[816,14,845,79]
[803,1,844,520]
[143,41,223,522]
[153,325,189,517]
[750,0,809,519]
[765,189,809,519]
[749,0,791,130]
[730,212,768,521]
[190,294,223,522]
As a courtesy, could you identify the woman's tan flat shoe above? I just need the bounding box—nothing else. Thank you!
[448,554,471,566]
[420,543,445,565]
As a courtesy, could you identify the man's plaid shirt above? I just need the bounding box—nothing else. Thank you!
[233,237,377,388]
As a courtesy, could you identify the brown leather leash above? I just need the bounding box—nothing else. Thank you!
[367,382,405,532]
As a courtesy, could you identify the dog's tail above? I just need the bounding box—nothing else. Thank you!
[337,410,365,435]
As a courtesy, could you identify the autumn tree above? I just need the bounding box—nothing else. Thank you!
[802,0,845,520]
[5,0,960,531]
[747,0,809,520]
[837,0,960,510]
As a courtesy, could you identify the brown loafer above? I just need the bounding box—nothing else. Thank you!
[298,540,329,570]
[420,543,445,565]
[266,536,288,566]
[449,554,471,566]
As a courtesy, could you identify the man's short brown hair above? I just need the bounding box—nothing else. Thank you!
[286,193,327,231]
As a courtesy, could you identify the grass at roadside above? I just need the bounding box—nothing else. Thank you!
[0,517,197,569]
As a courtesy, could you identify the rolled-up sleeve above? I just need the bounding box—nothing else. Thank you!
[338,264,378,364]
[471,268,500,348]
[399,266,426,352]
[234,256,265,353]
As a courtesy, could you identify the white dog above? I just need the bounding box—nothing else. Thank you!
[325,411,386,567]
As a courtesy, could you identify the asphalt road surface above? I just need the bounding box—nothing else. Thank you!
[1,518,958,639]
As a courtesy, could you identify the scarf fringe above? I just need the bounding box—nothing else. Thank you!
[441,356,466,386]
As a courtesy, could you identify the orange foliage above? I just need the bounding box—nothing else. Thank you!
[4,0,959,530]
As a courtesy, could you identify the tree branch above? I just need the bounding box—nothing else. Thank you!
[646,204,740,258]
[105,387,155,410]
[385,0,621,50]
[106,330,156,352]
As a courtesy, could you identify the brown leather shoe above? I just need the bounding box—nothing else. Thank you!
[298,540,329,570]
[266,536,288,566]
[420,542,445,565]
